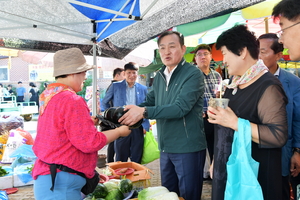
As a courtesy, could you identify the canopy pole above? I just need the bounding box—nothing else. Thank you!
[92,42,97,116]
[92,20,98,116]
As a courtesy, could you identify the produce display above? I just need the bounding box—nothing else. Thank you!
[84,179,134,200]
[92,183,108,198]
[83,180,181,200]
[119,179,133,194]
[0,166,8,177]
[114,167,134,175]
[103,180,119,192]
[138,186,180,200]
[104,189,124,200]
[85,162,180,199]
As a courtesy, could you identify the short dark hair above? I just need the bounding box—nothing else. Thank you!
[55,75,68,80]
[157,31,184,46]
[216,25,259,60]
[113,68,124,78]
[273,0,300,22]
[194,44,212,54]
[29,82,36,87]
[258,33,284,54]
[7,84,12,87]
[0,83,3,87]
[18,81,22,84]
[124,62,139,71]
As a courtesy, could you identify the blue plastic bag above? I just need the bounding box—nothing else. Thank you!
[0,191,8,200]
[224,118,263,200]
[9,144,36,169]
[14,162,34,184]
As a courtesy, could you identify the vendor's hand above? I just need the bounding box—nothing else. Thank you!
[207,106,238,131]
[118,105,144,126]
[117,125,131,137]
[290,152,300,177]
[91,116,99,125]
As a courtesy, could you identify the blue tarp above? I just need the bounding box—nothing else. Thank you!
[70,0,141,42]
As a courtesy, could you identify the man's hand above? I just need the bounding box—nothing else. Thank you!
[290,152,300,177]
[118,105,144,126]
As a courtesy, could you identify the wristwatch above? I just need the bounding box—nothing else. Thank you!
[143,107,148,118]
[293,147,300,154]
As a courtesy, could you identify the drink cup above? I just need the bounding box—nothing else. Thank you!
[208,98,230,119]
[211,98,229,109]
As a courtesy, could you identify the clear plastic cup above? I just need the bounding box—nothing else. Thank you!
[208,98,230,119]
[208,98,230,109]
[215,98,229,108]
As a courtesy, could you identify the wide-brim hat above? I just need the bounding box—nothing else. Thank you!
[53,48,95,77]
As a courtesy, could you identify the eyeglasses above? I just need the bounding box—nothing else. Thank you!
[276,21,300,38]
[196,52,210,57]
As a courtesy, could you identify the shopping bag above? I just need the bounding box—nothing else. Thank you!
[224,118,263,200]
[141,131,160,164]
[203,149,211,179]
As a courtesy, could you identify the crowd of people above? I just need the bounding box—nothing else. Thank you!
[0,81,41,105]
[28,0,300,199]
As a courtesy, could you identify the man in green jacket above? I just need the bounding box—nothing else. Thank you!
[119,31,206,200]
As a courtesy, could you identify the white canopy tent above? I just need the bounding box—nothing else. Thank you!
[0,0,265,114]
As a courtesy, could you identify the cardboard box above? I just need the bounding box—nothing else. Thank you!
[107,161,154,189]
[0,175,13,189]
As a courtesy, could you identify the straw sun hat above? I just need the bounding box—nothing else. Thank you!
[53,48,95,77]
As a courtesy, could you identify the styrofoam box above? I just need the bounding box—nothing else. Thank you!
[13,174,34,187]
[0,175,13,189]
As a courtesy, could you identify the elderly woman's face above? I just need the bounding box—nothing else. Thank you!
[221,46,243,76]
[71,71,87,92]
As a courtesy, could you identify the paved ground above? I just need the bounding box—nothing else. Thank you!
[1,116,212,199]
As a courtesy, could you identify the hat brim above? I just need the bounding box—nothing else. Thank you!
[53,63,96,77]
[76,63,96,74]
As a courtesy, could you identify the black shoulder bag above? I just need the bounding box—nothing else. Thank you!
[46,163,99,195]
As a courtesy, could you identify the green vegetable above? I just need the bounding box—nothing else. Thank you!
[103,181,119,192]
[26,164,34,174]
[91,197,105,200]
[105,189,124,200]
[0,166,8,177]
[138,186,169,200]
[149,191,179,200]
[119,179,133,193]
[92,183,108,198]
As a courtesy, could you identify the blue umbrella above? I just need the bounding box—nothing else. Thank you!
[69,0,142,42]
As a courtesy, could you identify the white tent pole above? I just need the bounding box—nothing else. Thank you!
[96,0,131,40]
[67,0,139,19]
[92,42,98,116]
[129,0,137,15]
